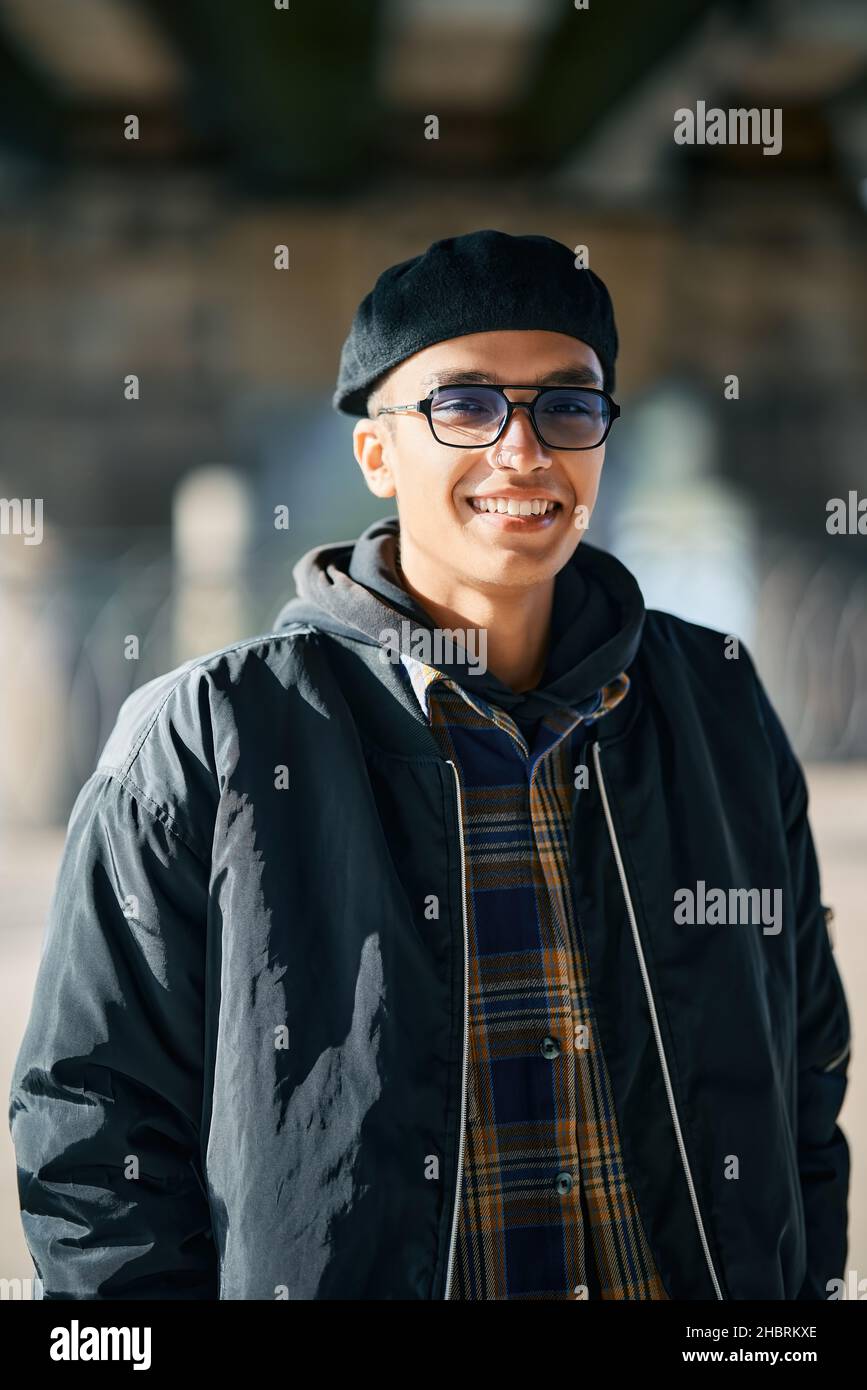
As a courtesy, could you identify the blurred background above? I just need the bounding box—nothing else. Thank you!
[0,0,865,1293]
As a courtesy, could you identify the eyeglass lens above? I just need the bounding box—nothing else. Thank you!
[429,386,610,448]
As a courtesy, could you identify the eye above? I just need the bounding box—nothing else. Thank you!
[539,391,602,417]
[433,390,500,419]
[436,396,486,415]
[544,400,593,415]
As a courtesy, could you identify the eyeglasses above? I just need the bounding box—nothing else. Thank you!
[375,383,620,450]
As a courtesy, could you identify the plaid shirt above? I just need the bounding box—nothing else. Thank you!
[400,654,669,1301]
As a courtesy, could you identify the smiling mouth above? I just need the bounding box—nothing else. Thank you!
[469,496,562,517]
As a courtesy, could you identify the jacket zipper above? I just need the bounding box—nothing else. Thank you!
[592,740,725,1301]
[443,758,470,1301]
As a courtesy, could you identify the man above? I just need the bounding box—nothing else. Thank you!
[9,230,851,1301]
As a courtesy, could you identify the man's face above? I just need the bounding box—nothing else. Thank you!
[353,329,609,594]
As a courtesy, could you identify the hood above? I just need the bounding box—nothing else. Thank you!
[273,514,646,722]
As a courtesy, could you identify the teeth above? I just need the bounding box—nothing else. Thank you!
[472,497,557,515]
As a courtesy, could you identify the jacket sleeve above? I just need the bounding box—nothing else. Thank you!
[753,675,852,1301]
[8,766,218,1299]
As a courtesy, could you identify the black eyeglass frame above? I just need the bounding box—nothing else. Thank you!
[374,383,621,450]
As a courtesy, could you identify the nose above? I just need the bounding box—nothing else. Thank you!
[486,401,551,471]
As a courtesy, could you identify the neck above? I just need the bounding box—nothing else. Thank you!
[396,540,554,692]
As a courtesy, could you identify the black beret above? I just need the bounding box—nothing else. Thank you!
[332,229,618,416]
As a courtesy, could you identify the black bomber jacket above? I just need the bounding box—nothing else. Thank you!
[9,519,851,1300]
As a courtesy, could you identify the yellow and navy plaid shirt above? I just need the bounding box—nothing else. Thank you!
[399,654,669,1301]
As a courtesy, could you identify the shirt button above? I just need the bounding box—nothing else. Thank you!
[539,1035,561,1060]
[555,1171,574,1195]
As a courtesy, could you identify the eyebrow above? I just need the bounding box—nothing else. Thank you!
[418,363,604,389]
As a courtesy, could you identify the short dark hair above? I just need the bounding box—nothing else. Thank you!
[366,368,395,427]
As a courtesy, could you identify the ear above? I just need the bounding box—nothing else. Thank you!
[353,418,397,499]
